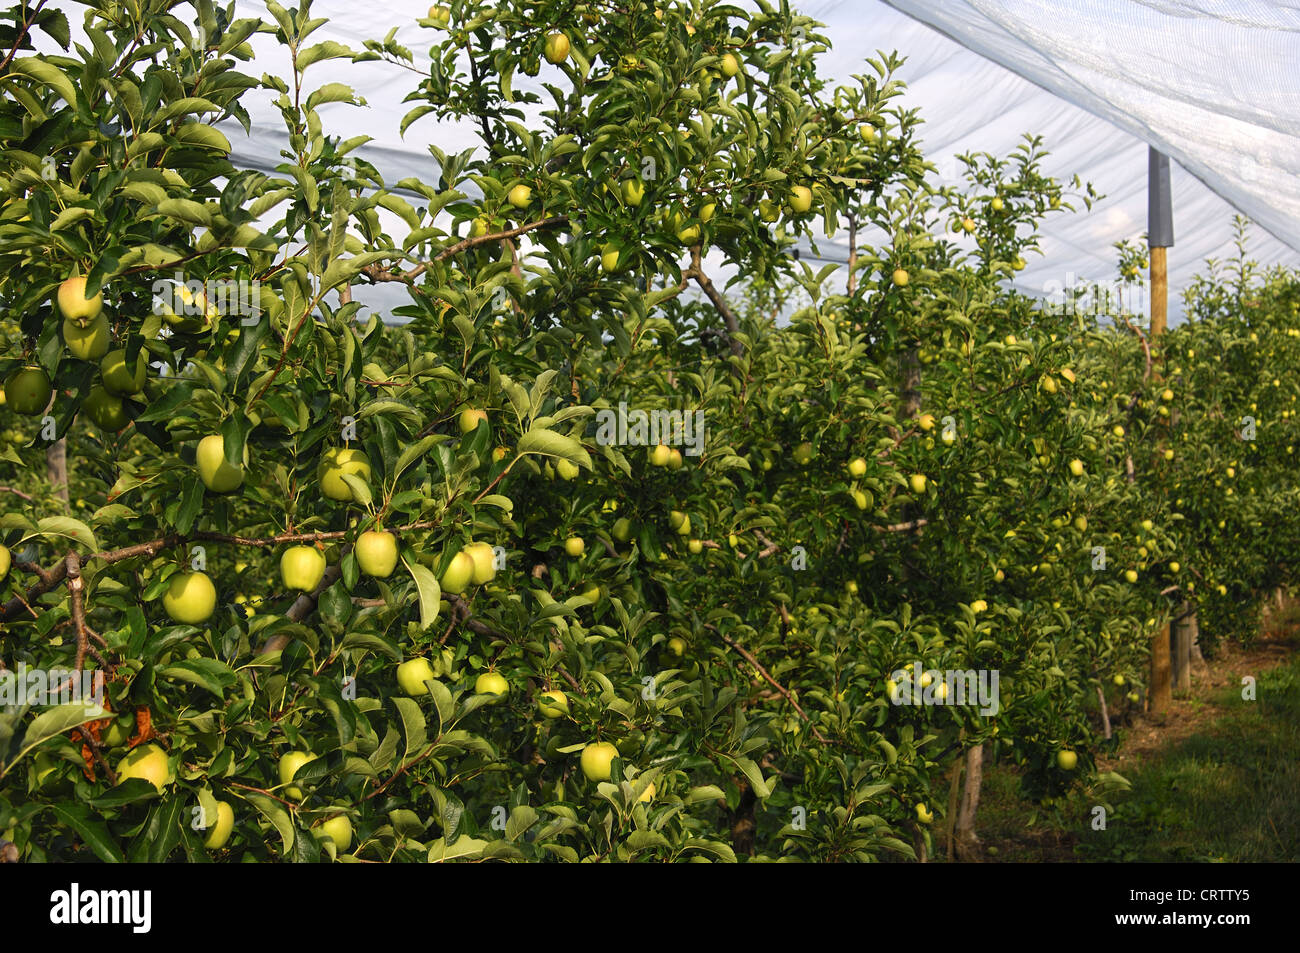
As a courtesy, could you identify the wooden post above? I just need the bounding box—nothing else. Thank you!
[1172,608,1193,691]
[1147,148,1174,715]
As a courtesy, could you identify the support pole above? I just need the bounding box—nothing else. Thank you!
[1148,147,1175,715]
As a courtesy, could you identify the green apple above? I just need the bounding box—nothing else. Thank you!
[196,434,245,493]
[100,348,147,395]
[538,689,569,718]
[279,751,316,801]
[4,366,52,415]
[621,178,645,206]
[649,444,672,466]
[580,741,618,782]
[203,801,235,849]
[57,275,103,322]
[356,530,398,578]
[397,657,437,696]
[281,545,326,592]
[909,473,927,494]
[63,314,111,361]
[1113,674,1125,687]
[1056,749,1078,771]
[439,550,475,594]
[458,407,487,433]
[544,32,570,64]
[426,5,449,27]
[850,489,868,510]
[1074,515,1087,532]
[564,537,585,557]
[687,539,703,555]
[115,743,172,791]
[667,448,683,470]
[475,671,509,696]
[507,184,532,209]
[990,196,1004,212]
[666,636,687,657]
[318,447,372,501]
[720,52,740,77]
[83,385,128,431]
[162,571,216,624]
[676,222,700,245]
[788,185,813,214]
[0,544,10,582]
[601,244,621,273]
[1068,458,1084,477]
[792,442,814,465]
[464,541,496,584]
[612,518,633,542]
[668,510,687,532]
[315,814,353,851]
[847,457,867,477]
[555,458,580,480]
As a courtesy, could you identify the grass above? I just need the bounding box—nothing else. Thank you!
[966,651,1300,862]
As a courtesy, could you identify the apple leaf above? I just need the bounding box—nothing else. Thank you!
[401,557,441,630]
[43,802,126,863]
[247,794,295,855]
[427,835,488,863]
[8,702,108,773]
[392,696,427,763]
[25,516,98,551]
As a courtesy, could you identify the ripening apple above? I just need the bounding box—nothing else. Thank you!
[475,671,509,696]
[621,178,645,206]
[196,434,245,493]
[544,32,570,64]
[100,348,147,395]
[565,536,585,557]
[1068,459,1084,477]
[163,571,217,624]
[279,751,316,801]
[600,244,621,273]
[892,268,909,287]
[788,185,814,214]
[4,366,52,415]
[720,52,740,76]
[356,530,398,578]
[580,741,619,782]
[917,413,936,432]
[315,814,353,852]
[115,743,172,792]
[507,184,532,209]
[202,800,235,849]
[63,314,111,361]
[1124,569,1138,584]
[909,473,927,494]
[318,447,372,501]
[848,457,867,478]
[83,385,128,432]
[458,407,487,434]
[538,690,569,718]
[1056,749,1078,771]
[961,217,976,233]
[915,803,933,824]
[649,443,672,467]
[1169,561,1180,573]
[281,545,326,592]
[57,275,104,322]
[439,550,475,594]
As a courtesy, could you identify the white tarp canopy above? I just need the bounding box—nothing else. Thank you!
[207,2,1300,321]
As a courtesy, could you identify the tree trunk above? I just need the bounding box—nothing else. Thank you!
[953,744,984,861]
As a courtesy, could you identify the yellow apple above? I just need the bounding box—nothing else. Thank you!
[848,457,867,477]
[356,530,398,578]
[281,545,326,592]
[458,407,487,433]
[115,743,172,792]
[318,447,372,501]
[475,671,509,696]
[315,814,353,852]
[580,741,619,781]
[397,657,437,696]
[202,800,235,849]
[788,185,813,214]
[163,571,216,624]
[565,537,585,557]
[1069,459,1084,477]
[0,544,10,582]
[196,434,245,493]
[57,275,104,322]
[909,473,927,494]
[916,803,933,824]
[601,244,621,273]
[279,751,316,801]
[507,184,532,209]
[538,690,569,718]
[63,314,111,361]
[544,32,570,64]
[649,444,672,466]
[892,268,909,287]
[439,550,475,594]
[1056,749,1078,771]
